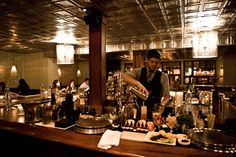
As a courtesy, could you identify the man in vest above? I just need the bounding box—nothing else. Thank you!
[122,49,170,120]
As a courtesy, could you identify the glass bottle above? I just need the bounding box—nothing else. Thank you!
[184,88,192,115]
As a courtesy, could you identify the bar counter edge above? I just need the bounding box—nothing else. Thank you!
[0,120,233,157]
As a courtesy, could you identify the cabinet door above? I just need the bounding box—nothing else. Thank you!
[161,61,181,88]
[184,60,216,85]
[184,61,192,84]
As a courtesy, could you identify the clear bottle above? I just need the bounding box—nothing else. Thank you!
[184,88,192,115]
[197,107,204,129]
[5,87,12,110]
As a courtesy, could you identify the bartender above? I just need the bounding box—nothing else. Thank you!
[122,49,170,119]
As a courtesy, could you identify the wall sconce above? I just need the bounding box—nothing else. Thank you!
[58,68,62,77]
[219,68,224,77]
[192,31,218,58]
[77,69,81,77]
[56,44,75,64]
[10,65,17,77]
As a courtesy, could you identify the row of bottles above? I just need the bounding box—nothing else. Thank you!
[181,84,214,128]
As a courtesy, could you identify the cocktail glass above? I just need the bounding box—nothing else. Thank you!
[166,115,177,133]
[152,113,164,131]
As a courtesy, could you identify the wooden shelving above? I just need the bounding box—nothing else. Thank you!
[184,60,216,85]
[161,61,181,87]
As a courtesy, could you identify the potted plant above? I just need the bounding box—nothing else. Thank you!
[176,114,194,134]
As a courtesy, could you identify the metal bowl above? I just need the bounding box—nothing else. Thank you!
[188,128,236,153]
[74,116,112,134]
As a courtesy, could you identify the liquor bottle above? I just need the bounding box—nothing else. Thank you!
[184,88,192,115]
[197,107,204,129]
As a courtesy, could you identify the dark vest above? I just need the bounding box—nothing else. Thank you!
[138,67,162,110]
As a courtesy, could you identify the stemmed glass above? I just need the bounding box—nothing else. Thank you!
[152,112,165,131]
[166,115,177,133]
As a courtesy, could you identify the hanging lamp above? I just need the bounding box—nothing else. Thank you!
[56,44,75,64]
[192,31,218,58]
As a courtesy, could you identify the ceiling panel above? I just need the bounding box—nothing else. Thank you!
[0,0,234,56]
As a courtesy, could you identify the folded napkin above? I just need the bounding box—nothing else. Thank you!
[97,129,121,149]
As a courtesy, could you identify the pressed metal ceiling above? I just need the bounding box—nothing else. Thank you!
[0,0,235,56]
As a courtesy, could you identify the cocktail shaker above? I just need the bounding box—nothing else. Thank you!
[129,86,149,101]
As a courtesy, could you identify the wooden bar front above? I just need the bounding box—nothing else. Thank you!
[0,120,233,157]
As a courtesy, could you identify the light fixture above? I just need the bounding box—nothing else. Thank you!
[56,44,75,64]
[77,69,81,77]
[10,65,17,77]
[58,68,62,77]
[219,68,224,77]
[192,31,218,58]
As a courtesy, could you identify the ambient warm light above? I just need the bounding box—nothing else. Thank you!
[219,68,224,77]
[51,30,78,44]
[56,44,75,64]
[10,65,17,77]
[192,31,218,58]
[77,69,81,77]
[58,68,62,77]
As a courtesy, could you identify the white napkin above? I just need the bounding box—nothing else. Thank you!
[97,129,121,149]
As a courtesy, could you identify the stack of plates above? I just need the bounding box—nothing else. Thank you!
[189,128,236,153]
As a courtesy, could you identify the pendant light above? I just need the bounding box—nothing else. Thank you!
[192,31,218,58]
[56,44,75,64]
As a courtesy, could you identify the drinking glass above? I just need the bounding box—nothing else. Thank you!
[166,115,177,133]
[152,112,164,131]
[191,104,199,127]
[207,113,216,129]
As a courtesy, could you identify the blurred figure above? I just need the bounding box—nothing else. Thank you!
[67,80,76,93]
[18,78,30,95]
[52,79,61,90]
[51,79,62,105]
[0,82,6,95]
[79,77,89,89]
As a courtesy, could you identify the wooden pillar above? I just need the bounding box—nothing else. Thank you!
[133,50,146,68]
[85,12,106,115]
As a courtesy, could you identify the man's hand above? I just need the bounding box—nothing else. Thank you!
[136,81,149,96]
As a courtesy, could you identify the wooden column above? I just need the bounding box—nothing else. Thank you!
[86,12,106,115]
[133,50,146,68]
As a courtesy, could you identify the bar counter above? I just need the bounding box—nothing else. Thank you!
[0,95,234,157]
[0,118,233,157]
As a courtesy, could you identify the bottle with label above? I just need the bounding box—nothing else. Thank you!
[184,88,192,115]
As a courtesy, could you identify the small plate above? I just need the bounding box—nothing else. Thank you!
[143,131,176,146]
[176,134,191,145]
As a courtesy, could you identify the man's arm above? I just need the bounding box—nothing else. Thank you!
[122,72,149,95]
[160,73,171,107]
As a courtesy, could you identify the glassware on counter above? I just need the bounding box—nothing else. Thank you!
[152,112,165,131]
[191,98,199,127]
[166,115,177,133]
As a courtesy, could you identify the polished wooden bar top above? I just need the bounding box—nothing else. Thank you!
[0,120,233,157]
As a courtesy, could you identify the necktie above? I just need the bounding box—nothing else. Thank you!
[147,71,154,82]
